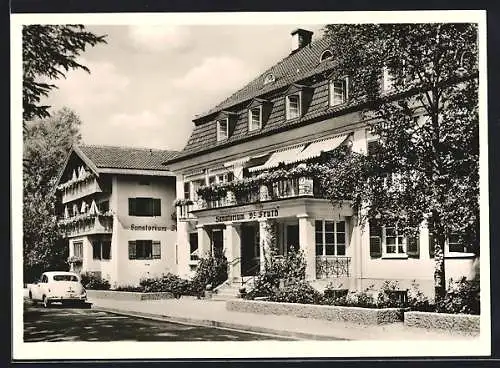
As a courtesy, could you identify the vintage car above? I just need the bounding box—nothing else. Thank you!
[28,271,87,307]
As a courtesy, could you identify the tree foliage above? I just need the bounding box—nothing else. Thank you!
[323,23,479,300]
[22,25,107,121]
[23,108,82,282]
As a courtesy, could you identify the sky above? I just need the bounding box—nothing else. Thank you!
[43,24,325,151]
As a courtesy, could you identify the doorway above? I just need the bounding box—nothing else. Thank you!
[211,228,224,258]
[241,223,260,276]
[286,224,299,254]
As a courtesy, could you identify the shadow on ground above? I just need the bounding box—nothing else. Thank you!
[23,300,290,342]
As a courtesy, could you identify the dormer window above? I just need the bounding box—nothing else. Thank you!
[264,73,275,85]
[286,93,301,120]
[320,50,333,62]
[329,77,349,106]
[216,118,229,141]
[248,106,262,132]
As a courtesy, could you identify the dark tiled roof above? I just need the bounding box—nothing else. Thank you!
[197,36,333,120]
[169,34,344,162]
[78,145,179,171]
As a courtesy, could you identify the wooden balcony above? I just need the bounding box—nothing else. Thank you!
[59,213,113,238]
[60,177,105,204]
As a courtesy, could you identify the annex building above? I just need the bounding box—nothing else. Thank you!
[164,29,477,297]
[55,145,178,287]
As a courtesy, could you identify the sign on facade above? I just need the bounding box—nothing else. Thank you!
[215,207,279,223]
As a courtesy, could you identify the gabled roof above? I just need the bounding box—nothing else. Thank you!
[195,35,333,121]
[76,145,179,171]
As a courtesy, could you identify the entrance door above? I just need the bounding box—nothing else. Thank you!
[241,224,260,276]
[211,229,224,258]
[286,224,300,254]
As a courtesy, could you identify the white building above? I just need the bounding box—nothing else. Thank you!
[164,29,477,297]
[55,145,178,287]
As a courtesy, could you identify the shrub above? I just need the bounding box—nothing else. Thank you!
[269,280,324,305]
[376,281,407,308]
[190,254,228,294]
[436,277,480,315]
[80,272,110,290]
[407,281,434,312]
[139,273,192,296]
[323,285,377,308]
[114,285,144,292]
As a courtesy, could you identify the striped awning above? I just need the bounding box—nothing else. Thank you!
[293,134,349,163]
[248,145,305,172]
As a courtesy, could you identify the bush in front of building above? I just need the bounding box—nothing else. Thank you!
[436,277,480,315]
[80,272,111,290]
[139,273,193,297]
[114,285,144,292]
[268,280,324,305]
[190,254,228,294]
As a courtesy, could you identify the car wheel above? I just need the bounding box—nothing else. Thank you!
[42,295,51,308]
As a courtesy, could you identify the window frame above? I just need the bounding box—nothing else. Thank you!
[93,240,111,260]
[216,118,229,141]
[382,225,407,257]
[320,50,333,62]
[315,219,347,257]
[285,93,302,120]
[248,105,263,132]
[128,197,161,217]
[128,240,161,260]
[73,241,83,258]
[329,77,349,106]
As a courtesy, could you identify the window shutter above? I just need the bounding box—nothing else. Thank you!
[128,198,136,216]
[429,232,435,258]
[407,235,420,258]
[152,241,161,259]
[128,240,136,259]
[153,198,161,216]
[369,221,382,258]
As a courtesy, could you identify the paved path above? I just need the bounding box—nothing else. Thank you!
[88,295,479,341]
[23,300,292,342]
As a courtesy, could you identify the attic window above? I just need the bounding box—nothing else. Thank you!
[217,118,229,141]
[263,73,275,85]
[248,106,262,132]
[320,50,333,62]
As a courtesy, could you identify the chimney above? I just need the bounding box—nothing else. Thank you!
[290,28,313,53]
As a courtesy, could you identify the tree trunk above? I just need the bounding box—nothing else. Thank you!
[433,231,446,303]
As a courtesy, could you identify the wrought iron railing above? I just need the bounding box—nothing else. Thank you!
[315,256,351,279]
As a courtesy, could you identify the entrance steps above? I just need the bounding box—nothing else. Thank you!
[212,278,255,301]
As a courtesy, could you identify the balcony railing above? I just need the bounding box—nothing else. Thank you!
[61,177,105,204]
[58,212,113,237]
[177,176,317,220]
[315,256,351,279]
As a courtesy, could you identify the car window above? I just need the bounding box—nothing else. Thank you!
[53,275,79,282]
[41,275,48,283]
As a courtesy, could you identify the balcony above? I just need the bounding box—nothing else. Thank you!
[59,176,105,204]
[59,212,113,238]
[177,176,317,220]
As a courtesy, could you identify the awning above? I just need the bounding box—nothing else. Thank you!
[248,145,305,173]
[292,134,349,163]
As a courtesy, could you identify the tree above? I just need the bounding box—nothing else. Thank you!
[23,108,82,282]
[22,25,107,122]
[323,24,479,302]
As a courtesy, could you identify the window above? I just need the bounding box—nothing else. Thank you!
[128,240,161,260]
[329,78,348,106]
[382,65,395,92]
[128,198,161,217]
[367,139,382,157]
[189,233,199,261]
[93,240,111,260]
[53,274,78,282]
[183,182,190,200]
[315,220,346,256]
[41,275,48,283]
[73,241,83,258]
[217,119,229,141]
[286,94,301,120]
[320,50,333,62]
[264,73,275,85]
[192,179,205,201]
[448,233,470,253]
[369,221,420,258]
[248,106,262,131]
